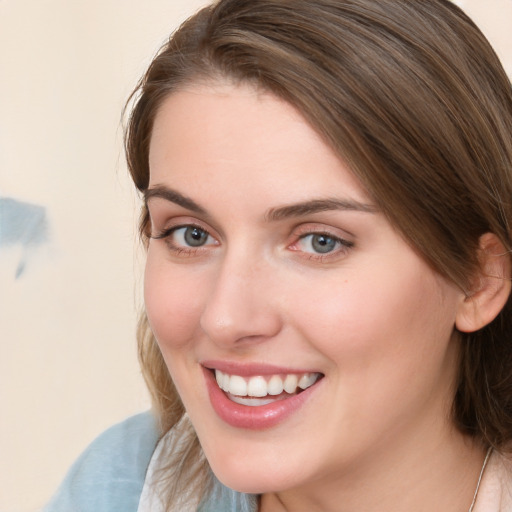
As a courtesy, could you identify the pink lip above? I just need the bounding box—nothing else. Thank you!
[202,360,318,376]
[202,366,322,430]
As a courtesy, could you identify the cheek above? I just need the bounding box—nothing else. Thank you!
[285,264,461,442]
[290,260,459,368]
[144,251,205,350]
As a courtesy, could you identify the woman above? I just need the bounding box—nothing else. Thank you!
[46,0,512,510]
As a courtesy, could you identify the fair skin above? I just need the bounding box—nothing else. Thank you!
[144,82,486,512]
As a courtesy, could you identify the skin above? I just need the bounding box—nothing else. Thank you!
[144,82,486,511]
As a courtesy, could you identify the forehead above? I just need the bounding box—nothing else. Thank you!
[148,82,369,206]
[149,81,308,168]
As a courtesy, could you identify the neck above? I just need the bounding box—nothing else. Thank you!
[260,427,486,512]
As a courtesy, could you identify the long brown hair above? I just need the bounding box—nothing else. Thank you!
[125,0,512,505]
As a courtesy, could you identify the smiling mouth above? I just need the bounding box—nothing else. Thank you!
[214,369,323,407]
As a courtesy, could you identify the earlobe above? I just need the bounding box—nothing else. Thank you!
[456,233,511,333]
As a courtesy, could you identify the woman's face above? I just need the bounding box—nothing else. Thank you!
[145,82,465,494]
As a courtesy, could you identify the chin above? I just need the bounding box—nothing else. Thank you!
[203,445,303,495]
[213,468,287,495]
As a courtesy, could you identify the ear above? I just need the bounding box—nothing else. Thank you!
[456,233,511,333]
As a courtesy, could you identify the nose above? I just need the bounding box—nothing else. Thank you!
[199,252,282,347]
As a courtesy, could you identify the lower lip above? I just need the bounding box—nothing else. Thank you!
[203,368,321,430]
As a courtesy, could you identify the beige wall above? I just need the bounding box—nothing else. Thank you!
[0,2,209,511]
[0,1,510,511]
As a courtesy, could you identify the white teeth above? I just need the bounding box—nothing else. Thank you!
[215,370,223,389]
[267,375,284,396]
[222,372,230,392]
[283,374,298,394]
[229,395,278,407]
[214,369,320,398]
[298,373,317,390]
[229,375,247,396]
[247,376,267,397]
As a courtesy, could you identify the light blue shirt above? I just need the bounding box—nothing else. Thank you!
[43,413,160,512]
[44,412,257,512]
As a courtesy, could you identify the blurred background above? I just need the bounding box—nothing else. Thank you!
[0,1,510,511]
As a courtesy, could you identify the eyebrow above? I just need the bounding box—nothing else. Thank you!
[145,185,377,221]
[144,185,206,215]
[265,198,377,221]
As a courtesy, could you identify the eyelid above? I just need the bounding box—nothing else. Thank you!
[147,204,224,239]
[152,223,214,241]
[291,223,355,242]
[150,215,218,240]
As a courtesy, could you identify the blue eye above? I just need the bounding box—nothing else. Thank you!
[294,232,353,257]
[300,233,339,254]
[152,224,217,254]
[310,234,338,253]
[172,226,213,247]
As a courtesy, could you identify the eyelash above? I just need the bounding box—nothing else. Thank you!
[152,224,217,256]
[289,230,354,262]
[152,223,354,261]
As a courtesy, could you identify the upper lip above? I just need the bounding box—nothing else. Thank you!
[201,360,323,377]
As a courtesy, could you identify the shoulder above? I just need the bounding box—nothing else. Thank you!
[139,415,259,512]
[44,411,160,512]
[474,449,512,512]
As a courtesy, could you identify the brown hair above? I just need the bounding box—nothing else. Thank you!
[125,0,512,504]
